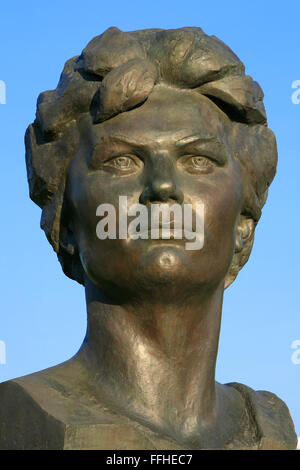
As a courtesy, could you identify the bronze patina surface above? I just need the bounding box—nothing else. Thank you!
[0,27,297,450]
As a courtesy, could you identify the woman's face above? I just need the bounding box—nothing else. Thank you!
[66,86,244,302]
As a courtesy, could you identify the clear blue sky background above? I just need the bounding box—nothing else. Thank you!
[0,0,299,438]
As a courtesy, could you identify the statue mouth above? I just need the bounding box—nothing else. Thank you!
[128,225,202,242]
[96,196,205,250]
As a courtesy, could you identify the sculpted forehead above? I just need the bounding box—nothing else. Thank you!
[88,85,231,147]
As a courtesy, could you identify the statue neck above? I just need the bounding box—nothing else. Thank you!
[79,279,224,436]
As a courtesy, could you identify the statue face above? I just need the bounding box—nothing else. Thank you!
[66,85,243,302]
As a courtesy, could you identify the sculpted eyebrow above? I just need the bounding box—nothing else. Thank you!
[175,134,225,148]
[175,135,214,146]
[89,135,140,165]
[176,135,229,164]
[90,133,229,165]
[92,134,146,150]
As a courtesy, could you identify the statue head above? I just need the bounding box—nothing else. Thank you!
[25,27,277,295]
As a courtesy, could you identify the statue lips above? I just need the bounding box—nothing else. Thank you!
[127,209,202,242]
[128,225,199,246]
[126,218,205,251]
[128,222,199,241]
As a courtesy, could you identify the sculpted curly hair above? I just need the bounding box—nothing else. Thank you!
[25,26,277,288]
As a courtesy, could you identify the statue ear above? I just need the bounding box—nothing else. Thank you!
[235,216,255,253]
[225,215,256,289]
[59,218,78,256]
[58,215,85,285]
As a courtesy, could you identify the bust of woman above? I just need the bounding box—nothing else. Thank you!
[0,26,297,450]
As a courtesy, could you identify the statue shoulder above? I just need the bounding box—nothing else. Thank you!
[0,372,157,450]
[226,382,297,450]
[0,376,67,449]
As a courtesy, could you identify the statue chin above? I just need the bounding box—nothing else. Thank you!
[139,244,194,281]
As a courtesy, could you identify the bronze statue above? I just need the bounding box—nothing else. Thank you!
[0,27,297,450]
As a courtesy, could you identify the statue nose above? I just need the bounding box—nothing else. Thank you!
[139,157,184,205]
[139,181,184,205]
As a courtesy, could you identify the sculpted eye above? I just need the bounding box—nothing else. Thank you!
[191,156,212,168]
[178,155,216,174]
[109,155,134,168]
[103,154,141,172]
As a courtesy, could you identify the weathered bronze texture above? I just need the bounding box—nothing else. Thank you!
[0,27,297,450]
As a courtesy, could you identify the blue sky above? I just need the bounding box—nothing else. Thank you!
[0,0,299,438]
